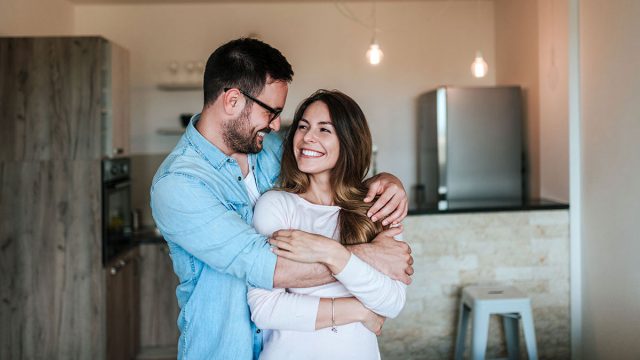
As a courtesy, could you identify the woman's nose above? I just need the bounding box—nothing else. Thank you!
[303,129,317,142]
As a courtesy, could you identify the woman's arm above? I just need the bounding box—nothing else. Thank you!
[247,287,383,333]
[270,229,407,319]
[333,253,407,319]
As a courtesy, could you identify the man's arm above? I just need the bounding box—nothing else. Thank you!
[349,227,414,285]
[151,174,277,289]
[270,226,413,286]
[273,256,334,288]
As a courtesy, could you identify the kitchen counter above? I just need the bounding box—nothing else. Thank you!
[408,198,568,215]
[380,207,570,359]
[132,226,165,244]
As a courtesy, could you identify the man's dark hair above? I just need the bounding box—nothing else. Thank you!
[202,38,294,107]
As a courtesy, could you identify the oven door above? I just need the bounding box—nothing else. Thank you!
[103,179,133,265]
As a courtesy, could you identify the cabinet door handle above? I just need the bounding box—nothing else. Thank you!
[113,147,124,155]
[110,259,128,275]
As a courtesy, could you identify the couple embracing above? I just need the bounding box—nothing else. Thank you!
[151,38,413,360]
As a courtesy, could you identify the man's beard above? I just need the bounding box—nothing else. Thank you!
[222,107,267,154]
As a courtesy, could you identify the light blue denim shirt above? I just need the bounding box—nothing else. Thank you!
[150,114,282,360]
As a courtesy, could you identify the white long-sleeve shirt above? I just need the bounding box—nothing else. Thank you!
[248,190,407,360]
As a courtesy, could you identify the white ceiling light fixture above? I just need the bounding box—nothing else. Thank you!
[366,1,384,66]
[367,40,384,66]
[334,1,385,66]
[471,0,488,78]
[471,51,488,78]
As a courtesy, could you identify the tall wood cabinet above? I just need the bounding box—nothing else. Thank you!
[0,37,131,360]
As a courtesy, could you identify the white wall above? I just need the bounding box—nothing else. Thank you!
[538,0,569,202]
[494,0,541,199]
[580,0,640,358]
[74,1,495,192]
[0,0,75,36]
[494,0,570,202]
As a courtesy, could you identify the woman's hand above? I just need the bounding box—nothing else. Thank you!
[270,230,351,274]
[364,172,408,226]
[361,309,386,336]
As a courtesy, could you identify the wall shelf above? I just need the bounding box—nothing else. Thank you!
[157,82,202,91]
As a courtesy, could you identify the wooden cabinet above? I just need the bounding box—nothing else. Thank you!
[104,41,131,157]
[106,247,140,360]
[138,243,180,350]
[0,36,131,360]
[0,160,104,359]
[0,36,130,161]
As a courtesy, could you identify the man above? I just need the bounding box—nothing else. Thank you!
[151,38,412,360]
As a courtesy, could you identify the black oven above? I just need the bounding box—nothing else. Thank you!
[102,158,133,265]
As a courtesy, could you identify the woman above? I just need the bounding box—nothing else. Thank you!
[248,90,407,360]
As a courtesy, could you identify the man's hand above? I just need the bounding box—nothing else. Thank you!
[364,172,408,226]
[350,226,414,285]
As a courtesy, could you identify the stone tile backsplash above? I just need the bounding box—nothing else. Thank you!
[379,210,570,360]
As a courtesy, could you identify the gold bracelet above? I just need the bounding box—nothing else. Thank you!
[331,297,337,333]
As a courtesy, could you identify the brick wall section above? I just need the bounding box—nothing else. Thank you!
[379,210,570,359]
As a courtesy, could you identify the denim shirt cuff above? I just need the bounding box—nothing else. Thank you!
[247,243,278,289]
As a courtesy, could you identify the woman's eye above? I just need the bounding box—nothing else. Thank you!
[297,124,307,130]
[320,128,331,133]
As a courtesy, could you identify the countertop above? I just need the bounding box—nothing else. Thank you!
[408,198,569,215]
[132,227,165,244]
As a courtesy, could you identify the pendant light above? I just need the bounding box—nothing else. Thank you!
[367,41,384,65]
[471,51,488,78]
[471,0,488,78]
[366,2,383,66]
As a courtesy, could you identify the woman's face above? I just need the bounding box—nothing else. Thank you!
[293,101,340,178]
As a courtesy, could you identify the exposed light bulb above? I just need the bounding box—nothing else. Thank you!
[471,51,488,78]
[366,41,384,66]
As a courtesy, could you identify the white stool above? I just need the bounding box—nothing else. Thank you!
[454,286,538,360]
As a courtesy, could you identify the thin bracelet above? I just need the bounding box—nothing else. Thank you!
[331,297,337,333]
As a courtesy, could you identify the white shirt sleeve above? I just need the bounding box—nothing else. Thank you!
[248,191,321,330]
[248,286,320,331]
[333,232,407,319]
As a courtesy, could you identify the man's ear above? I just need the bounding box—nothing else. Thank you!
[222,88,243,116]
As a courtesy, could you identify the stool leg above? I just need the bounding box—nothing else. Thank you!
[471,308,490,360]
[454,303,471,360]
[520,309,538,360]
[502,314,520,360]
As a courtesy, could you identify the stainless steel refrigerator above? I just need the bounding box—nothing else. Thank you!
[416,86,525,209]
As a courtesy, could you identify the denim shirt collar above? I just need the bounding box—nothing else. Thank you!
[185,113,234,170]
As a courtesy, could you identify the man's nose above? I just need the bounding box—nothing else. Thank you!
[269,117,281,132]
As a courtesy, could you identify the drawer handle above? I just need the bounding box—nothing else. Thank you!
[110,259,127,275]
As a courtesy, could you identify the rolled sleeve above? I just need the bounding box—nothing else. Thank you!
[151,173,277,289]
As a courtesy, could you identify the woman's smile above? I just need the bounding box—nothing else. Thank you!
[300,148,325,157]
[293,101,340,176]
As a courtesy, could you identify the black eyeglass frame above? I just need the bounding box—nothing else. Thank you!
[224,87,282,123]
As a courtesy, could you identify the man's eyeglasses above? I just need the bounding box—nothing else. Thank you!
[224,88,282,123]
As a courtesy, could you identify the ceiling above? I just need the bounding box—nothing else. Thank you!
[69,0,470,5]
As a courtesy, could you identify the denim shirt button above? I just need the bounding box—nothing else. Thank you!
[256,329,261,333]
[237,176,242,181]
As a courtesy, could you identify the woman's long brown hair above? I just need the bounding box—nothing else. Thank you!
[279,90,383,245]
